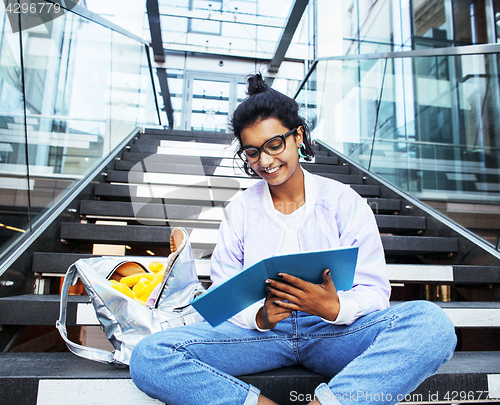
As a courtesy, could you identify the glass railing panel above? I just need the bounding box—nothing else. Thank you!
[0,1,159,263]
[295,67,317,130]
[21,10,112,225]
[110,31,146,149]
[0,1,30,252]
[140,62,160,126]
[296,46,500,245]
[303,58,394,167]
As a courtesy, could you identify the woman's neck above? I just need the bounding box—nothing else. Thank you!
[269,169,305,215]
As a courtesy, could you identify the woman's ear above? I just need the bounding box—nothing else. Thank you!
[295,126,304,145]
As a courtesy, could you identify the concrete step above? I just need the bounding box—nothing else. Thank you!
[1,352,499,405]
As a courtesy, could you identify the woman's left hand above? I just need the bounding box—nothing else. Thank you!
[265,269,340,321]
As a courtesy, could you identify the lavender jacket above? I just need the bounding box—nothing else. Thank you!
[209,169,391,330]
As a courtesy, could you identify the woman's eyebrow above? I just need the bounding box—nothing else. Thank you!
[242,134,280,149]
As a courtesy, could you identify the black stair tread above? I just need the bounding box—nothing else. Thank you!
[32,252,95,274]
[450,265,500,283]
[314,155,339,165]
[0,294,88,325]
[308,173,365,184]
[300,163,349,174]
[1,350,499,381]
[120,153,341,170]
[121,152,229,166]
[349,184,380,197]
[115,159,242,175]
[95,183,378,203]
[142,128,234,140]
[80,200,404,223]
[366,198,401,213]
[137,135,233,145]
[119,154,349,175]
[80,200,422,232]
[83,197,400,219]
[129,142,330,157]
[0,353,498,405]
[115,160,345,177]
[375,215,426,231]
[1,295,499,326]
[381,235,458,254]
[94,183,239,206]
[106,169,364,186]
[0,352,499,405]
[32,252,211,278]
[60,222,457,254]
[133,137,236,149]
[107,168,247,182]
[33,253,500,285]
[80,200,222,222]
[60,223,217,247]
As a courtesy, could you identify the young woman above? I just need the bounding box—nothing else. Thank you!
[130,74,457,405]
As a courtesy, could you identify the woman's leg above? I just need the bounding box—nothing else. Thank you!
[130,320,296,405]
[298,301,457,405]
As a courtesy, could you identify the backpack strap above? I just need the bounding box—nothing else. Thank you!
[56,263,118,365]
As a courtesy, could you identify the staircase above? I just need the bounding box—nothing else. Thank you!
[1,128,500,405]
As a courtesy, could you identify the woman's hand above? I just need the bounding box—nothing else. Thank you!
[265,269,340,321]
[256,289,292,329]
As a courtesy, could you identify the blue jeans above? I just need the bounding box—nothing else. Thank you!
[130,301,456,405]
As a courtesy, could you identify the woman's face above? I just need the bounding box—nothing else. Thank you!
[239,117,303,187]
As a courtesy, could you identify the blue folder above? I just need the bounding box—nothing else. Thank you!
[191,246,358,327]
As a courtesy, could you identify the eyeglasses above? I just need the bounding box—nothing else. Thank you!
[237,128,298,164]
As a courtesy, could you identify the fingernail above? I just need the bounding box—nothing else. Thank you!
[326,270,331,276]
[277,273,284,278]
[273,301,280,305]
[265,279,272,285]
[265,287,271,293]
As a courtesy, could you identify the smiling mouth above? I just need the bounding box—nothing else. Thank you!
[262,165,283,174]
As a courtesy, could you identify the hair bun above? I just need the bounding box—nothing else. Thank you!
[246,73,268,96]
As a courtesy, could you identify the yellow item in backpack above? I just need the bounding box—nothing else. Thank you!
[111,282,135,299]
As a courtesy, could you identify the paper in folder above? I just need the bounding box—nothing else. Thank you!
[191,246,358,327]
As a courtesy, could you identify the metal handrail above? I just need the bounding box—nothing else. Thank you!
[317,43,500,61]
[48,0,148,45]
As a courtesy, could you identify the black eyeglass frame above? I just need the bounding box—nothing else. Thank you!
[237,127,298,164]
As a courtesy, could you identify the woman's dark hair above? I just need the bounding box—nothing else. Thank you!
[231,73,314,176]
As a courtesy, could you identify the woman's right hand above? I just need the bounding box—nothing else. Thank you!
[256,288,292,329]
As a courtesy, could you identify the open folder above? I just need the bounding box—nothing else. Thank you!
[191,246,359,327]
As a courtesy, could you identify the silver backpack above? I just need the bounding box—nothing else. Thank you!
[56,227,205,367]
